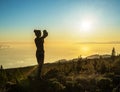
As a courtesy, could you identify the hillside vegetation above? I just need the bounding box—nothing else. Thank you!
[0,49,120,92]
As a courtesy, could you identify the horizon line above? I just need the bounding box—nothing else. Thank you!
[1,41,120,44]
[76,41,120,44]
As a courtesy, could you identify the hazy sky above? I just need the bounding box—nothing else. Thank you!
[0,0,120,42]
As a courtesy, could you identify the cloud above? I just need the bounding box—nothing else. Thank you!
[0,44,10,49]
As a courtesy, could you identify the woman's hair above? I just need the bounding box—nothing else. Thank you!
[34,30,41,37]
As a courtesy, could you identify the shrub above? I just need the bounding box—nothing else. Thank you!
[48,79,65,92]
[44,68,59,79]
[112,59,120,74]
[96,77,113,92]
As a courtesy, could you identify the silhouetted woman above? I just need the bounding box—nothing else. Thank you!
[34,29,48,79]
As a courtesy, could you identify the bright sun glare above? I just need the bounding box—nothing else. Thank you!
[80,20,93,32]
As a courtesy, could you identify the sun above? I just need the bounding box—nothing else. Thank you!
[80,20,93,32]
[76,16,97,33]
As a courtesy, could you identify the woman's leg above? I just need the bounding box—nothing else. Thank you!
[36,52,44,79]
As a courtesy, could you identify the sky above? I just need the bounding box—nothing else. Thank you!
[0,0,120,68]
[0,0,120,42]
